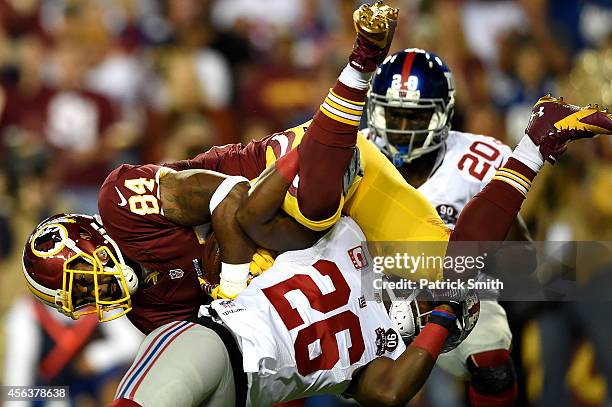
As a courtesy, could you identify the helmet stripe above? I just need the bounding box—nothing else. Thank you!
[400,51,416,89]
[21,253,57,305]
[24,276,56,305]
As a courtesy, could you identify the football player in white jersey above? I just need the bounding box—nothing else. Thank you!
[365,48,522,406]
[110,215,480,407]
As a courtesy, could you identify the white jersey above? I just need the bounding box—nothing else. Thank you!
[362,128,514,380]
[418,131,513,377]
[211,217,405,406]
[417,130,512,228]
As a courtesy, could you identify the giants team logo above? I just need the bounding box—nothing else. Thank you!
[348,245,368,269]
[375,327,399,356]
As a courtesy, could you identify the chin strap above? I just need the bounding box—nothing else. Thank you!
[113,263,138,296]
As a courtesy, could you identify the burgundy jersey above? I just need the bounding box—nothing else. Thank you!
[98,130,299,333]
[164,139,267,176]
[164,129,299,176]
[98,164,211,334]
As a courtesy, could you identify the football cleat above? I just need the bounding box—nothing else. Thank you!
[525,94,612,162]
[349,1,399,72]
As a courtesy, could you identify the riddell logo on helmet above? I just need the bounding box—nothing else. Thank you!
[348,245,368,269]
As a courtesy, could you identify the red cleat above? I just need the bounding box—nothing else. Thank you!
[525,94,612,162]
[349,1,399,72]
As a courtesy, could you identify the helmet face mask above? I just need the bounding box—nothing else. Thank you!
[384,106,436,136]
[62,246,133,322]
[389,289,480,353]
[367,49,455,166]
[388,290,434,343]
[23,214,138,322]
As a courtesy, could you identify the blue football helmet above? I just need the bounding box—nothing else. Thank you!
[367,48,456,166]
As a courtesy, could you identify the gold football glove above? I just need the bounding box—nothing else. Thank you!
[210,284,237,300]
[249,248,275,276]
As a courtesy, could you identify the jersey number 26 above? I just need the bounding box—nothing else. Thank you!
[263,260,366,376]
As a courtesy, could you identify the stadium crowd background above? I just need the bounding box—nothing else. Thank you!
[0,0,610,406]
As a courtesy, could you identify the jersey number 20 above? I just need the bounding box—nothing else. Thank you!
[457,141,501,181]
[262,260,366,376]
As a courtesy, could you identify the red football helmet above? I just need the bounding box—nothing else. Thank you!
[22,213,138,322]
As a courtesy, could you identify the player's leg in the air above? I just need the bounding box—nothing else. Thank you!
[441,96,611,286]
[240,3,449,274]
[276,1,398,228]
[239,2,401,250]
[451,96,612,243]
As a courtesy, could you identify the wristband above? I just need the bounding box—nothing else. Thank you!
[209,176,249,215]
[410,322,449,359]
[410,307,455,358]
[511,135,544,173]
[428,309,457,331]
[219,262,250,298]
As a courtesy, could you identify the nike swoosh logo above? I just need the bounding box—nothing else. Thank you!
[272,134,289,157]
[115,186,127,206]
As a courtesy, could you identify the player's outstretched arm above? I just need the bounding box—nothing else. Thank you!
[350,305,456,407]
[159,169,255,266]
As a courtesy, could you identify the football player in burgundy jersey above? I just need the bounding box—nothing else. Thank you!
[22,1,403,335]
[22,0,612,336]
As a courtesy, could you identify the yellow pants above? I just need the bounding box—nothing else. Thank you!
[265,122,450,280]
